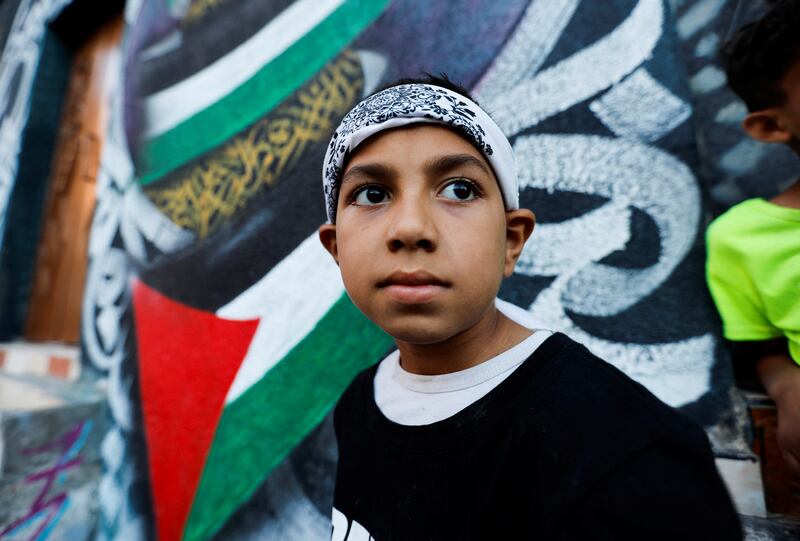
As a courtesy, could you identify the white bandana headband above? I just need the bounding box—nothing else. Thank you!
[322,83,519,222]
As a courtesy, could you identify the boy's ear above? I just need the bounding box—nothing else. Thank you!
[503,209,535,277]
[742,109,793,144]
[318,224,339,265]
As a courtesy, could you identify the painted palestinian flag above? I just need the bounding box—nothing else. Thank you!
[127,2,398,538]
[84,0,752,539]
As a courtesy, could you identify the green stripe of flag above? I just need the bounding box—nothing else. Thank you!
[138,0,388,186]
[183,293,393,541]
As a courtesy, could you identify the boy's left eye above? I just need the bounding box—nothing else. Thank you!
[353,185,390,205]
[440,179,478,201]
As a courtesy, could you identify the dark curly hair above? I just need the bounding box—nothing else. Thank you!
[721,0,800,111]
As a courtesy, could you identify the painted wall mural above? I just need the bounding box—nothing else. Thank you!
[76,0,778,539]
[0,0,72,247]
[0,381,108,541]
[1,421,93,539]
[668,0,797,212]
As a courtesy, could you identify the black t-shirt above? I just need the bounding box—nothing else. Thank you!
[332,333,742,540]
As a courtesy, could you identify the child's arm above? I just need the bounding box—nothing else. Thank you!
[755,343,800,473]
[731,337,800,474]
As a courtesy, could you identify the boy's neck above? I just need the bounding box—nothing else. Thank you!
[770,177,800,209]
[395,307,533,376]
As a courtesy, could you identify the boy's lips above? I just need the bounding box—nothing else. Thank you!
[377,270,450,304]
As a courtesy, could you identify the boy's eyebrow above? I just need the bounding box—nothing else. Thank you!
[425,153,492,177]
[340,153,492,187]
[340,163,394,186]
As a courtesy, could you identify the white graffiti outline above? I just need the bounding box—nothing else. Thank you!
[476,0,715,407]
[515,134,700,317]
[83,23,193,539]
[0,0,71,247]
[474,0,580,103]
[514,134,713,406]
[589,67,692,142]
[483,0,664,136]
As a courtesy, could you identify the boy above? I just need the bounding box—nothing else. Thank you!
[320,76,740,539]
[707,0,800,475]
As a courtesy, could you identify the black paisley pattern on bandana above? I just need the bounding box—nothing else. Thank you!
[324,85,495,222]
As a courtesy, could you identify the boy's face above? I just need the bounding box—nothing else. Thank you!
[319,124,533,345]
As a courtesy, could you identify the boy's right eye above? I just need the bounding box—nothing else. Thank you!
[353,185,390,206]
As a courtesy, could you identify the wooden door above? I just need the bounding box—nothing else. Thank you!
[25,15,123,342]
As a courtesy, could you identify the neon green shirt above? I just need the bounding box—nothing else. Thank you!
[706,198,800,364]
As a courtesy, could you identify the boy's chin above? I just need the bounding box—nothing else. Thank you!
[379,322,461,346]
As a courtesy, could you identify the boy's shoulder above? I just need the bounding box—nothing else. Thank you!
[708,197,798,246]
[336,332,702,456]
[332,334,736,537]
[707,198,759,243]
[521,333,705,458]
[707,198,800,281]
[517,334,720,527]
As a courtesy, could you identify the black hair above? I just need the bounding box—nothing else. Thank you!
[371,73,479,104]
[721,0,800,111]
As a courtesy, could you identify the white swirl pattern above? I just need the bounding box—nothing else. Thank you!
[476,0,714,408]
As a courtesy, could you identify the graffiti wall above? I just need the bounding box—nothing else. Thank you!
[0,0,72,246]
[668,0,797,213]
[77,0,783,539]
[0,377,108,540]
[0,0,73,340]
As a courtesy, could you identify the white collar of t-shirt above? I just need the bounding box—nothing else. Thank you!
[373,299,553,426]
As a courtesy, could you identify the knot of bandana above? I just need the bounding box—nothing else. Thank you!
[322,84,519,222]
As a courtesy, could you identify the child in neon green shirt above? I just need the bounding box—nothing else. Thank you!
[707,0,800,474]
[707,200,800,360]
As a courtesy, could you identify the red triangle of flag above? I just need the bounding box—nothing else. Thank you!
[133,279,259,541]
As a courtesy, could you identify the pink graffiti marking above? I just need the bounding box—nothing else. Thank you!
[0,420,90,540]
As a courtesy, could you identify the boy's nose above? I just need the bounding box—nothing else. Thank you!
[386,197,437,253]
